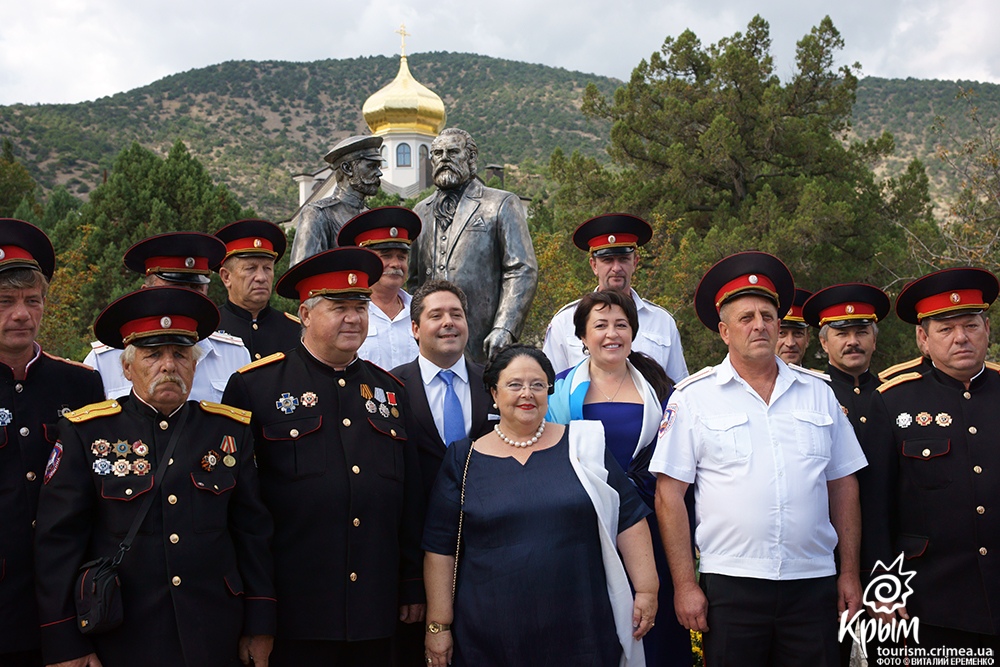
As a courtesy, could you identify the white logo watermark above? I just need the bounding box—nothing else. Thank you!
[839,553,920,657]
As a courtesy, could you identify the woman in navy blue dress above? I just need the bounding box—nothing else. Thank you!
[423,345,658,667]
[548,290,694,667]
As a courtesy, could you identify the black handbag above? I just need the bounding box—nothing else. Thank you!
[74,408,188,635]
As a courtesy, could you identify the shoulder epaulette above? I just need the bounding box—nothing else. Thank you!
[65,399,122,423]
[283,312,301,324]
[986,361,1000,373]
[878,357,925,382]
[43,351,96,371]
[673,366,715,391]
[199,401,251,424]
[789,364,831,382]
[237,352,284,373]
[89,341,115,354]
[209,331,246,346]
[877,371,923,393]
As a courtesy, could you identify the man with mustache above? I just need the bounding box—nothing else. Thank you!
[775,288,813,367]
[290,136,384,266]
[338,207,421,370]
[409,128,537,363]
[35,287,275,667]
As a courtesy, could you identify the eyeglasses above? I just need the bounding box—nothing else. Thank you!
[501,382,550,394]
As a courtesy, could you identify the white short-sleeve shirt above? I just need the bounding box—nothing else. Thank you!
[650,355,866,580]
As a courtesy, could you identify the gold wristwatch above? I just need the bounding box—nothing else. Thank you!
[426,621,451,634]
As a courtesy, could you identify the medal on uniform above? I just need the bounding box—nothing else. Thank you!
[896,413,912,428]
[44,443,63,484]
[112,440,131,458]
[57,405,71,418]
[220,435,236,455]
[935,412,952,427]
[202,450,220,472]
[387,392,399,417]
[275,392,299,414]
[112,460,131,477]
[93,459,112,476]
[132,459,151,476]
[374,387,387,404]
[0,408,11,427]
[361,384,377,413]
[379,403,390,417]
[391,407,399,418]
[91,439,111,457]
[132,440,149,457]
[301,391,318,407]
[223,455,237,468]
[915,412,933,427]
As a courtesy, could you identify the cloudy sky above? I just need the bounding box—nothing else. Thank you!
[1,0,997,106]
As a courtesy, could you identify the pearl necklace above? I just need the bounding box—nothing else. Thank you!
[494,420,546,448]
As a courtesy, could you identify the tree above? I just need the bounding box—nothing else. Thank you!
[39,140,254,358]
[542,16,936,369]
[0,137,38,217]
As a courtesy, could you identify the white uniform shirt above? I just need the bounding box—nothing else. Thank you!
[417,354,473,444]
[543,288,689,382]
[357,290,419,370]
[650,355,866,580]
[83,332,251,403]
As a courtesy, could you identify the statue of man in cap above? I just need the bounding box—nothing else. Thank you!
[409,128,537,363]
[289,135,384,266]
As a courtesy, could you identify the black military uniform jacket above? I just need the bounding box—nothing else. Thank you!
[864,364,1000,634]
[218,300,301,361]
[0,349,103,654]
[35,395,275,667]
[222,346,424,642]
[826,364,878,440]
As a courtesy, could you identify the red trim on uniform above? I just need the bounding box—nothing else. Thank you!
[0,244,36,262]
[296,271,370,301]
[246,596,278,601]
[224,237,276,257]
[587,233,638,250]
[120,315,199,344]
[144,255,211,274]
[715,274,778,309]
[817,302,878,325]
[40,615,77,628]
[355,227,411,246]
[783,305,805,322]
[915,289,988,320]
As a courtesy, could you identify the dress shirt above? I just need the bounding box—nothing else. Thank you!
[650,355,866,580]
[357,290,419,370]
[418,354,472,444]
[543,288,689,382]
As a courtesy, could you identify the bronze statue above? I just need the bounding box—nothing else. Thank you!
[289,135,383,266]
[409,128,538,363]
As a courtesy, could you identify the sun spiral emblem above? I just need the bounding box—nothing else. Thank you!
[864,553,915,614]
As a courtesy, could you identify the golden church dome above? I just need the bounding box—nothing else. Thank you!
[363,55,446,136]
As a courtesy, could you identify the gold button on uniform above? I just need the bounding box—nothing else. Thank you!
[974,466,983,474]
[338,379,347,387]
[390,429,397,437]
[172,576,182,586]
[977,506,986,515]
[25,471,36,481]
[252,323,259,330]
[964,391,972,399]
[168,494,178,505]
[352,465,360,474]
[159,421,169,430]
[980,547,988,556]
[853,387,861,395]
[922,448,931,458]
[860,416,867,424]
[290,429,299,438]
[19,427,29,436]
[168,458,174,465]
[14,383,22,393]
[353,518,360,527]
[349,572,358,582]
[170,533,180,543]
[970,426,978,434]
[343,418,351,427]
[255,353,261,359]
[125,488,132,496]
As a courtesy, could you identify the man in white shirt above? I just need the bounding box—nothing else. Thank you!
[652,251,866,667]
[339,207,420,370]
[84,232,250,402]
[543,213,688,382]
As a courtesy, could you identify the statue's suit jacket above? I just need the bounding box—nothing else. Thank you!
[410,179,538,363]
[391,357,496,500]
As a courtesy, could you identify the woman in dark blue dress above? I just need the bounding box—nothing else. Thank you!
[423,345,658,667]
[548,290,694,667]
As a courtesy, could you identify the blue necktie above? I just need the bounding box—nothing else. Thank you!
[438,370,465,447]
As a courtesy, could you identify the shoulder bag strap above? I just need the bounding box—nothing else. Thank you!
[452,440,475,600]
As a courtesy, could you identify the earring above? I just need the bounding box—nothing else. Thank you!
[492,402,497,409]
[582,345,590,356]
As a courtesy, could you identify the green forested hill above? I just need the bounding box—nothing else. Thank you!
[1,52,998,221]
[0,52,619,219]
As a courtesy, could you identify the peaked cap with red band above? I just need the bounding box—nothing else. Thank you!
[803,283,890,329]
[895,267,999,324]
[781,288,813,329]
[276,247,383,303]
[214,219,287,262]
[337,206,422,252]
[123,232,227,285]
[694,251,795,330]
[94,287,220,349]
[572,214,653,258]
[0,218,55,279]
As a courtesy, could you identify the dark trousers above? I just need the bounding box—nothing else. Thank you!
[270,637,392,667]
[392,619,426,667]
[701,574,840,667]
[0,650,42,667]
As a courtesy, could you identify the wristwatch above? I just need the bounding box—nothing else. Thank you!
[426,621,451,634]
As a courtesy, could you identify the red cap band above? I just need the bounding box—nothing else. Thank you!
[355,227,412,247]
[0,244,38,266]
[145,255,211,275]
[817,302,878,325]
[295,270,371,302]
[224,237,277,259]
[915,289,988,321]
[715,274,779,310]
[119,315,199,345]
[588,233,638,251]
[783,305,805,322]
